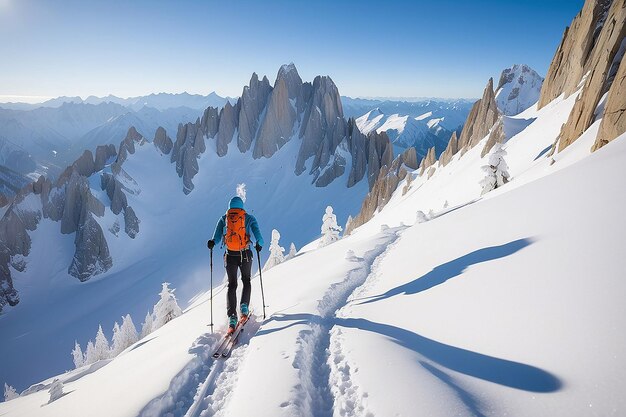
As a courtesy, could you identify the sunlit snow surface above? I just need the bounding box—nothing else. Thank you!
[1,90,626,416]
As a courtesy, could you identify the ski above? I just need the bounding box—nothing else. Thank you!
[211,334,232,358]
[221,315,250,358]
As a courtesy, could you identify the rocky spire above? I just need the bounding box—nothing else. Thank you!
[153,126,173,155]
[238,73,272,153]
[594,55,626,150]
[439,131,459,167]
[216,101,240,157]
[457,78,500,153]
[556,0,626,151]
[538,0,612,109]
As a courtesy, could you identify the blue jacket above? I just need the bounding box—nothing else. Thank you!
[212,212,264,248]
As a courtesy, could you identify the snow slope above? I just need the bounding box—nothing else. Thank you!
[1,81,624,416]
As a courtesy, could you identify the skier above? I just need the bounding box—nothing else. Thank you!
[207,196,264,333]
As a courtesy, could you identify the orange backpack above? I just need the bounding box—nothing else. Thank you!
[224,208,249,251]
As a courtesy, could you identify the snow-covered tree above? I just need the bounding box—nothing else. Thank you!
[319,206,342,247]
[93,325,110,362]
[152,283,183,330]
[71,341,84,369]
[443,200,449,209]
[480,143,510,195]
[84,340,96,365]
[111,314,139,357]
[416,210,428,223]
[263,229,285,271]
[286,243,297,260]
[48,379,64,404]
[428,209,435,219]
[4,383,18,402]
[110,321,123,357]
[141,311,154,339]
[120,314,139,349]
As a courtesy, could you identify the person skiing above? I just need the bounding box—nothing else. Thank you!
[207,196,264,333]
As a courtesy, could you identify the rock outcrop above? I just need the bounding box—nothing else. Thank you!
[594,55,626,149]
[116,126,145,164]
[346,118,368,187]
[238,73,272,153]
[457,78,500,153]
[124,206,140,239]
[72,150,95,177]
[419,146,437,176]
[481,117,506,157]
[153,126,173,155]
[68,214,112,281]
[171,122,206,194]
[216,101,240,157]
[94,144,117,171]
[538,0,612,108]
[556,0,626,151]
[439,131,459,167]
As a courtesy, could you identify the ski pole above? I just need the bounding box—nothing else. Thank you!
[210,248,214,330]
[256,246,266,319]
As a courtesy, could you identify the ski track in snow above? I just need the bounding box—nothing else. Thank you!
[137,320,260,417]
[288,226,403,417]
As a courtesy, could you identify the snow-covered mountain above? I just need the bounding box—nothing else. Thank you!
[495,64,544,116]
[2,35,625,416]
[0,63,397,393]
[1,0,625,415]
[355,109,448,160]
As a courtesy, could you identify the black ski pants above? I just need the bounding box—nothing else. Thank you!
[225,249,253,317]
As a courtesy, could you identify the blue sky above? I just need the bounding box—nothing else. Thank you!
[0,0,583,101]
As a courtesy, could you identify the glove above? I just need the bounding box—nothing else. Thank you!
[207,240,215,250]
[255,243,262,252]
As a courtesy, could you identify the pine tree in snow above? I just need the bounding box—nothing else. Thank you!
[152,283,183,330]
[416,210,428,223]
[319,206,342,247]
[480,143,510,195]
[141,311,154,339]
[428,209,435,219]
[4,383,18,401]
[93,325,110,362]
[48,379,64,404]
[120,314,139,349]
[84,340,96,365]
[263,229,285,271]
[110,322,123,357]
[71,341,84,369]
[286,242,297,260]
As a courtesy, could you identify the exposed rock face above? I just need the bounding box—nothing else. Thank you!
[238,73,272,153]
[345,144,413,235]
[72,150,95,177]
[200,106,220,139]
[68,214,112,281]
[457,78,500,153]
[594,56,626,149]
[124,206,140,238]
[216,101,240,157]
[94,144,117,171]
[101,173,128,215]
[481,117,506,157]
[171,122,207,194]
[254,66,305,159]
[419,146,437,175]
[366,130,393,189]
[439,131,459,166]
[557,0,626,151]
[346,118,368,187]
[153,126,173,155]
[495,64,544,116]
[296,76,347,175]
[538,0,612,108]
[116,126,145,164]
[61,171,104,234]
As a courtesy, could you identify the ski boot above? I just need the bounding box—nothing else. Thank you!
[240,303,249,321]
[227,315,238,335]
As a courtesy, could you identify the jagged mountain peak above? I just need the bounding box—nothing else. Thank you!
[495,64,544,116]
